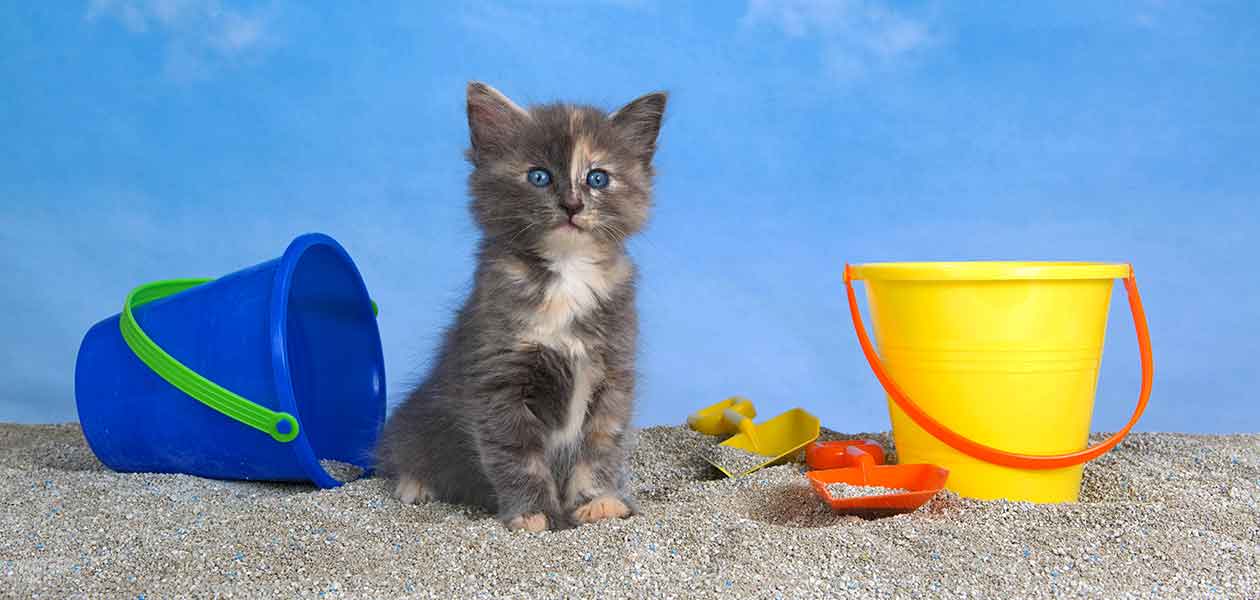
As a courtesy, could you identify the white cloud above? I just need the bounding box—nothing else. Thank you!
[211,10,266,52]
[86,0,275,81]
[87,0,151,32]
[742,0,936,82]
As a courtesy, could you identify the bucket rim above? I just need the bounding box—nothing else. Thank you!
[848,261,1131,282]
[270,232,386,489]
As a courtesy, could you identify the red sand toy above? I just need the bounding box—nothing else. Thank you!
[805,439,949,518]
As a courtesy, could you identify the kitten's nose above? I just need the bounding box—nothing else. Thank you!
[561,197,585,217]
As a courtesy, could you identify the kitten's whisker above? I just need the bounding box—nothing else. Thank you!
[479,216,528,224]
[611,229,629,245]
[595,224,617,244]
[507,222,537,246]
[608,221,675,263]
[601,222,631,244]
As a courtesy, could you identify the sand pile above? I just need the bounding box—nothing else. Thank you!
[1,423,1258,598]
[823,482,911,499]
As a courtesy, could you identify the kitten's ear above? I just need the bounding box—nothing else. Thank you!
[466,81,529,164]
[610,91,668,164]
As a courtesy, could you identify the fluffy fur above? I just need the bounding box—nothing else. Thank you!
[375,82,667,531]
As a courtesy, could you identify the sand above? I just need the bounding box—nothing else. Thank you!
[1,423,1258,599]
[824,482,911,499]
[703,443,771,477]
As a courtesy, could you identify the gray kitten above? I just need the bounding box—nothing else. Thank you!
[375,82,666,532]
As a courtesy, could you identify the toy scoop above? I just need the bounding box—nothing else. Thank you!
[705,407,820,478]
[687,396,757,436]
[805,440,949,518]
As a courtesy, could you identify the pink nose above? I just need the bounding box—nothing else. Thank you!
[561,198,584,216]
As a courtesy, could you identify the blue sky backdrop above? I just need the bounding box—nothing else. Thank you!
[3,2,1258,433]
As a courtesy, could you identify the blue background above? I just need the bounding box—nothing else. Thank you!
[3,2,1258,433]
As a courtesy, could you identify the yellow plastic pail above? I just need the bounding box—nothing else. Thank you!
[844,262,1153,503]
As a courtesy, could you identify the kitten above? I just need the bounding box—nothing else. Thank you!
[375,82,666,532]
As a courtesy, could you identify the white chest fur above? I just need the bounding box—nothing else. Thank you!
[523,240,627,358]
[550,355,598,450]
[524,236,629,449]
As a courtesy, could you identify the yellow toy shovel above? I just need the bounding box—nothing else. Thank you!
[686,396,757,436]
[705,407,821,478]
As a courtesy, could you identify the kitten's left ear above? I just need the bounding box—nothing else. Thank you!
[610,91,668,164]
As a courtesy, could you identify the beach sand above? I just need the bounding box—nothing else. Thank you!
[1,423,1257,598]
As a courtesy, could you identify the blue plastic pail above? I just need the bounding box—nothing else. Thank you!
[73,233,386,489]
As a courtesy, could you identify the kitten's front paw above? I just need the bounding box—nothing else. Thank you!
[572,495,631,524]
[505,513,549,532]
[393,476,433,505]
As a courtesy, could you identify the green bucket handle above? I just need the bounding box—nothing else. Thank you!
[118,279,379,443]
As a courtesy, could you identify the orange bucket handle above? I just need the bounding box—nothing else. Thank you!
[843,263,1154,470]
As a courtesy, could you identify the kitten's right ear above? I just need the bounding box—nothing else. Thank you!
[466,81,529,164]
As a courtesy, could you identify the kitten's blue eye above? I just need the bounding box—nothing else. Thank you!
[586,169,610,189]
[527,168,552,187]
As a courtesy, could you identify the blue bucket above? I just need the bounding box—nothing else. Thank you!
[73,233,386,489]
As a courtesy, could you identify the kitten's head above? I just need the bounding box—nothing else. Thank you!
[464,82,666,254]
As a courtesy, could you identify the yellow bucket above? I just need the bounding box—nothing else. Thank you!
[844,262,1154,503]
